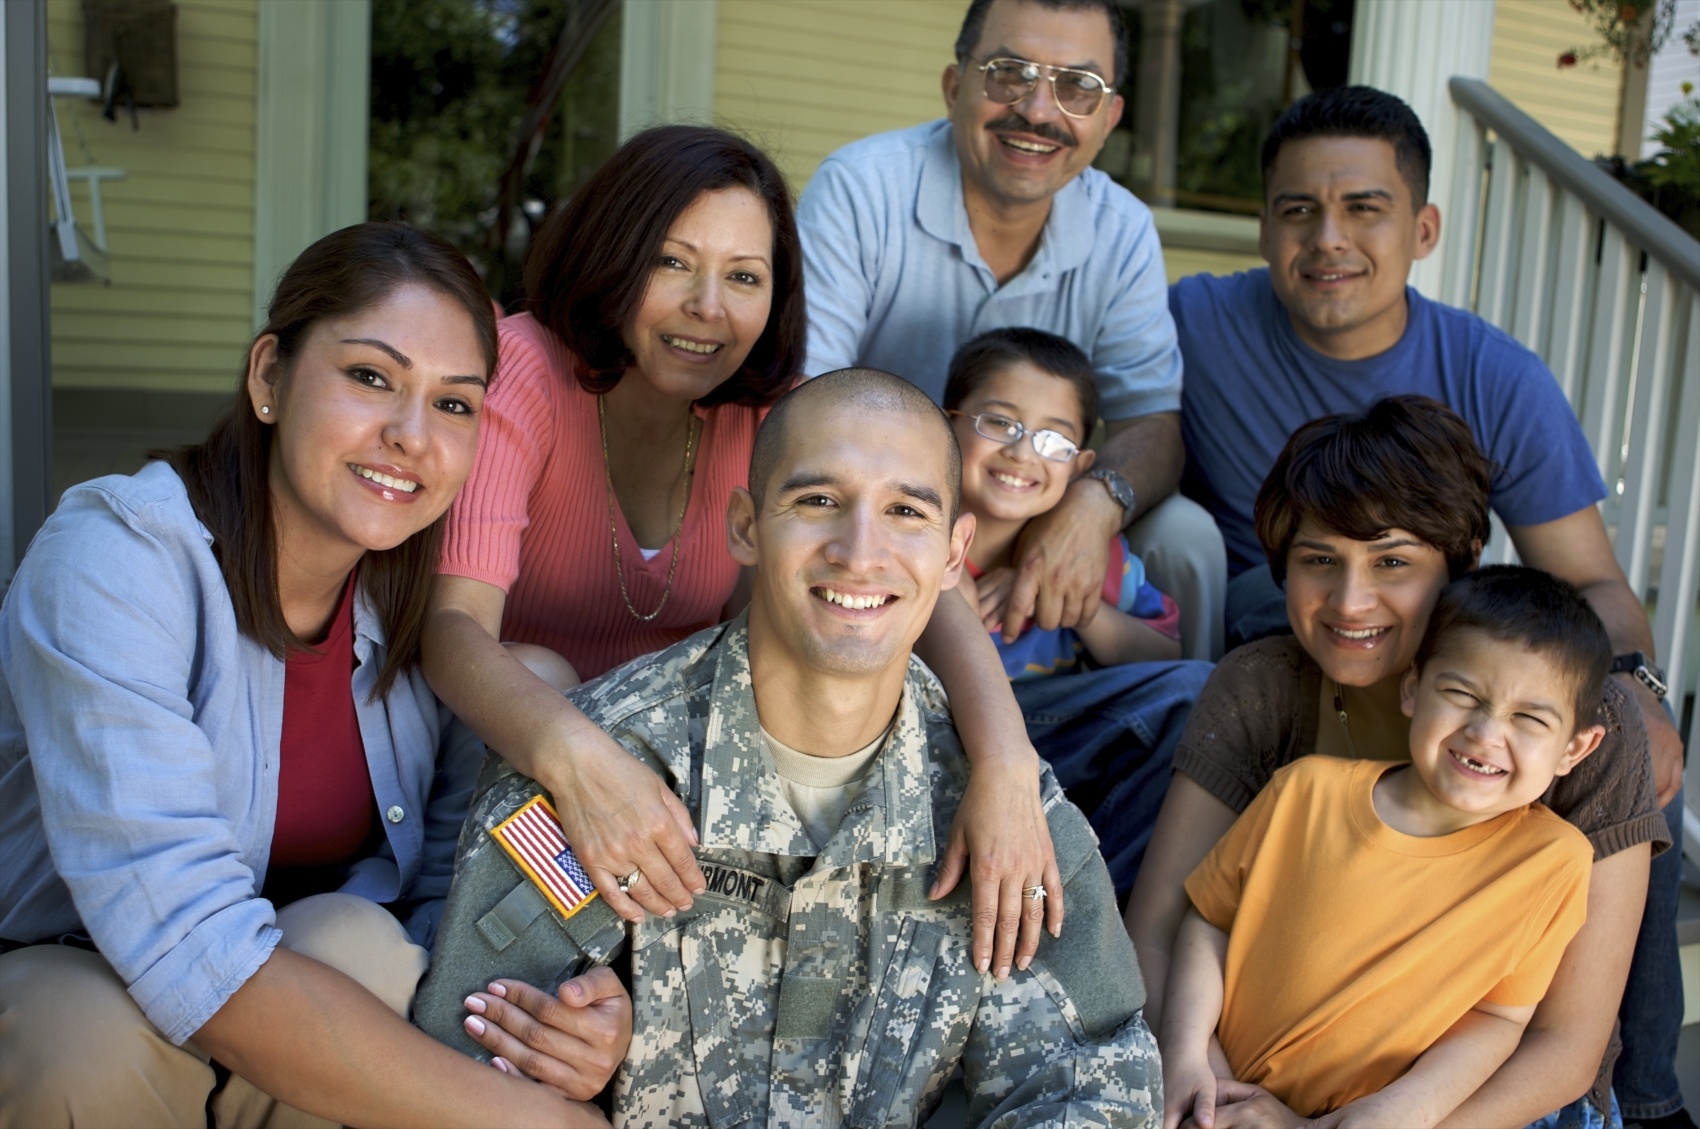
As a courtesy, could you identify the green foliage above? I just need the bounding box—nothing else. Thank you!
[368,0,621,305]
[1643,97,1700,198]
[1101,0,1352,214]
[1168,0,1289,213]
[1174,100,1282,209]
[1602,95,1700,239]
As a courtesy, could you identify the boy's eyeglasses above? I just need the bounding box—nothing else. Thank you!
[971,57,1112,119]
[949,410,1081,462]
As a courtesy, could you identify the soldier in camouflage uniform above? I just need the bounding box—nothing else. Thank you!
[417,370,1161,1126]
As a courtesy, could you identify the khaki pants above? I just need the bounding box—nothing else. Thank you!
[1124,492,1227,662]
[0,893,428,1129]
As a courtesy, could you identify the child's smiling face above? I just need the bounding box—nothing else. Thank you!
[1399,627,1604,829]
[950,360,1095,528]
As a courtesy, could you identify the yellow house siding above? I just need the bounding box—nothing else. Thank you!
[46,0,258,393]
[714,0,963,191]
[1159,247,1256,282]
[1490,0,1624,158]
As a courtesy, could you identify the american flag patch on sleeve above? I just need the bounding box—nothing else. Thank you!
[489,795,600,921]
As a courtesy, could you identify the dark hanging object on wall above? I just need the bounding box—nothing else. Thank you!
[83,0,178,126]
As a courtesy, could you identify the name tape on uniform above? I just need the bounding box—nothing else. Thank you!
[699,860,790,922]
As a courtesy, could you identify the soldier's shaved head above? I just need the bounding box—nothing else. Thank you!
[749,368,961,519]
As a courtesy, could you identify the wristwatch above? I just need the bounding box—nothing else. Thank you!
[1084,467,1136,525]
[1610,651,1669,699]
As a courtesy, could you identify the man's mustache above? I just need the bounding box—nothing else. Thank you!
[984,113,1076,148]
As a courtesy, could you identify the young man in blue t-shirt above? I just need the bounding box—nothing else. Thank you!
[1172,85,1686,1129]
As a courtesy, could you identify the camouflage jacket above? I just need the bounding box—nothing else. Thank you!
[417,617,1160,1128]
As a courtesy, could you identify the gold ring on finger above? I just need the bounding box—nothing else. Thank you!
[1021,884,1047,900]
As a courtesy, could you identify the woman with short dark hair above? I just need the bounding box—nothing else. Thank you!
[1126,395,1667,1124]
[426,126,1063,959]
[1252,395,1492,590]
[0,222,620,1126]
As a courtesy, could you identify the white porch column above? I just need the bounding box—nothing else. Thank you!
[1349,0,1495,298]
[619,0,718,140]
[253,0,372,328]
[3,0,51,572]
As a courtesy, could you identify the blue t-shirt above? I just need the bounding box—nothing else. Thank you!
[1173,269,1609,575]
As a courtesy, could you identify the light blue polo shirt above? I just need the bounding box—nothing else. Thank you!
[797,119,1182,419]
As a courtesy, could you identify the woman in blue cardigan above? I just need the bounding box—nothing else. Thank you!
[0,223,622,1127]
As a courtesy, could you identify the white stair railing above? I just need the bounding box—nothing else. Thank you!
[1446,78,1700,860]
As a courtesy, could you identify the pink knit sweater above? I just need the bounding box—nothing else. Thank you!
[440,314,761,680]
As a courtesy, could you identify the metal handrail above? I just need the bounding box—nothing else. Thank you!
[1449,77,1700,293]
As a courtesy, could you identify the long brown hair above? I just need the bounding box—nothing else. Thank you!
[163,222,497,697]
[523,124,805,407]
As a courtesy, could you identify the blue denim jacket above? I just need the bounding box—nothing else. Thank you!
[0,461,480,1045]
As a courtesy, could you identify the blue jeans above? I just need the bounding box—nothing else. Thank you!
[1614,787,1687,1120]
[1530,1091,1623,1129]
[1013,660,1214,897]
[1224,564,1290,651]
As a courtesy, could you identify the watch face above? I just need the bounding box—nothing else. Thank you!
[1091,470,1134,510]
[1616,653,1670,699]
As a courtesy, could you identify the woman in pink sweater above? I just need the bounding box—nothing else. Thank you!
[423,127,1060,974]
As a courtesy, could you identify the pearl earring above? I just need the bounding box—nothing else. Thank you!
[260,406,271,415]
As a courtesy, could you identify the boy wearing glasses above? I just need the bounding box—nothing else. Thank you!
[946,327,1182,677]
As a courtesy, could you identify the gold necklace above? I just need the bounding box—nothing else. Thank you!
[598,396,697,623]
[1331,677,1359,757]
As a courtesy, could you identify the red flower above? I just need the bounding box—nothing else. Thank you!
[1558,51,1580,67]
[1620,4,1638,20]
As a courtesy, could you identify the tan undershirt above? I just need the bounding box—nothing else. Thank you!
[760,723,890,850]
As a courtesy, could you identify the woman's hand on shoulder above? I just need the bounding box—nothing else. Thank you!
[914,587,1063,979]
[422,576,706,922]
[548,717,707,922]
[462,969,632,1101]
[929,745,1063,980]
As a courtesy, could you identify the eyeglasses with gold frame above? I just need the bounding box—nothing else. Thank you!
[970,56,1112,119]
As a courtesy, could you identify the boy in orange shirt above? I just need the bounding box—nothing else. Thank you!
[1161,566,1606,1126]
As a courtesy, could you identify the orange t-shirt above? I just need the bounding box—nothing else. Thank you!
[440,314,763,680]
[1185,756,1591,1115]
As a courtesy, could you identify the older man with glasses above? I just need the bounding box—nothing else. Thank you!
[798,0,1223,666]
[798,0,1220,902]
